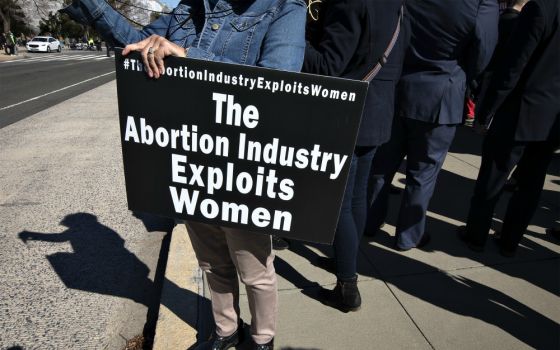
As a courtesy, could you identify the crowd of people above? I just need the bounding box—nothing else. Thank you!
[0,31,19,56]
[61,0,558,349]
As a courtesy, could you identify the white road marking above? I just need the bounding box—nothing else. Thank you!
[0,71,115,111]
[1,54,112,64]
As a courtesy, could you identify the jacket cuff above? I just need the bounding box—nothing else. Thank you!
[79,0,110,22]
[61,0,110,24]
[59,2,89,25]
[186,47,215,61]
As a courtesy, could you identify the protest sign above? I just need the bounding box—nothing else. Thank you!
[115,50,367,244]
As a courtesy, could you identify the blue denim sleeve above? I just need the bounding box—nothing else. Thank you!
[62,0,172,47]
[256,0,306,72]
[187,0,306,72]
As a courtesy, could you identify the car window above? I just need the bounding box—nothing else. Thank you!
[49,38,54,42]
[33,37,48,42]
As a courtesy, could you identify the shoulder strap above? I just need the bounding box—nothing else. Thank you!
[363,5,404,82]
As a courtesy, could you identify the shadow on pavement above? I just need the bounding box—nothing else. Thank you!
[17,212,213,347]
[279,130,559,348]
[362,240,559,349]
[448,125,484,156]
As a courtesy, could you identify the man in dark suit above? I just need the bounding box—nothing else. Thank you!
[462,0,560,256]
[365,0,498,250]
[477,0,529,115]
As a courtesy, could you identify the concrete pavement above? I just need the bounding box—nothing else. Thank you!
[0,80,173,349]
[156,123,560,348]
[0,46,36,61]
[0,76,558,350]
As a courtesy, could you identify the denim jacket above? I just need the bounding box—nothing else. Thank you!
[63,0,306,72]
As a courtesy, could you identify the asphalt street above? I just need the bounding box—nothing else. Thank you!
[0,50,116,128]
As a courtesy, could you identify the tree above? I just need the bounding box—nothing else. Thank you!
[39,10,86,39]
[39,11,61,36]
[60,13,86,39]
[0,0,26,33]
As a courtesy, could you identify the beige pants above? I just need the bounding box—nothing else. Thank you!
[185,221,277,345]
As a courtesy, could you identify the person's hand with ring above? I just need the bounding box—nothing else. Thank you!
[122,34,187,78]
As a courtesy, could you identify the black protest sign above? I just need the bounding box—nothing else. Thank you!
[115,50,367,244]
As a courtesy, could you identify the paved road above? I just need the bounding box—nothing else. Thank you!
[0,50,116,128]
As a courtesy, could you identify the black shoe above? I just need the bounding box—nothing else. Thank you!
[396,232,431,251]
[492,232,516,258]
[319,275,361,312]
[363,223,385,237]
[457,225,484,252]
[210,332,239,350]
[254,339,274,350]
[210,321,243,350]
[272,236,289,250]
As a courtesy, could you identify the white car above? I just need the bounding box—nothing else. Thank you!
[26,36,61,53]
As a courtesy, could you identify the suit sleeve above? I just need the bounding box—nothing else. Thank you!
[302,0,365,76]
[464,0,499,82]
[476,1,546,124]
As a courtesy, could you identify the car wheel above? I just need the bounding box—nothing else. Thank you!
[47,46,51,53]
[57,45,61,52]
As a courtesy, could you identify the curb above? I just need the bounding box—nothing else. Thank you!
[153,223,205,350]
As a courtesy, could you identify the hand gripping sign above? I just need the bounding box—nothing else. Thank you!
[115,50,367,244]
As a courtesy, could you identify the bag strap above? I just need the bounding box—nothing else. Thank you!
[363,5,404,82]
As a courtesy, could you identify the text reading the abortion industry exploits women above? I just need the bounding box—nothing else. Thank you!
[123,92,349,232]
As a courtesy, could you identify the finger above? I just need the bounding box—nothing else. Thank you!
[154,37,169,75]
[123,43,141,55]
[141,36,158,77]
[153,48,166,77]
[147,47,159,78]
[123,36,151,55]
[150,40,163,78]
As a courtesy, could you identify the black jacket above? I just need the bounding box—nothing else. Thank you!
[476,7,522,100]
[477,0,560,141]
[397,0,498,125]
[303,0,407,146]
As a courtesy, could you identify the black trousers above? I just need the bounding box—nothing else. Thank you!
[465,119,559,251]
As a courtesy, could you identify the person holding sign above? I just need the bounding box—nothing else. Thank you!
[61,1,307,349]
[303,0,407,312]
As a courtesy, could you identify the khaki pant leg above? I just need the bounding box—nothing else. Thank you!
[223,228,277,345]
[185,221,240,337]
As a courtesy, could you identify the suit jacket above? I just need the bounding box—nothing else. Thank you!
[397,0,498,125]
[476,7,521,100]
[303,0,407,146]
[477,0,560,142]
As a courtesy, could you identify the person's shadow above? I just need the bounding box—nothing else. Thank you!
[19,213,153,302]
[18,212,212,347]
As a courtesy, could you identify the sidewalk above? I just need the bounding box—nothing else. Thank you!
[2,74,555,349]
[0,47,26,61]
[0,81,171,350]
[155,126,560,349]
